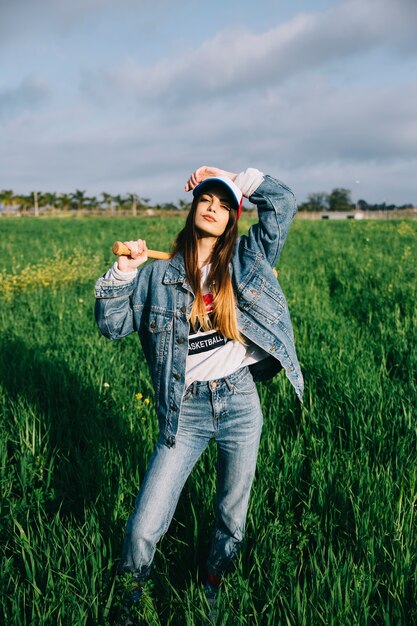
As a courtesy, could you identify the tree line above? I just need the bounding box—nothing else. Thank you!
[0,189,193,216]
[0,187,414,216]
[299,188,414,212]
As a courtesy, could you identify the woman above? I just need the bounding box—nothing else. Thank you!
[95,165,303,618]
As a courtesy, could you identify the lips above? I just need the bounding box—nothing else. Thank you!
[202,215,216,222]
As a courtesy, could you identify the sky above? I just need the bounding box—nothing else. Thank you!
[1,0,417,206]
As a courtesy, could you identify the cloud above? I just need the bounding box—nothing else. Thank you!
[3,71,417,205]
[0,76,49,119]
[254,77,417,166]
[81,0,417,108]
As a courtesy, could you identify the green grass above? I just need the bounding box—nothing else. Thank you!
[1,216,416,625]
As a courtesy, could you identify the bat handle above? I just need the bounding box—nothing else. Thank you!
[112,241,274,274]
[112,241,172,260]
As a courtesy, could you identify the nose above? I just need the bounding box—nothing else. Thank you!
[207,198,219,212]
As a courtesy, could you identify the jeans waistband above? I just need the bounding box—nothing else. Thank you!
[186,365,251,395]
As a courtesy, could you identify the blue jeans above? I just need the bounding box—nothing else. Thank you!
[120,366,264,580]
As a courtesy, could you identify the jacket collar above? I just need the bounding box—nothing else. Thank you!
[162,253,193,291]
[162,242,259,291]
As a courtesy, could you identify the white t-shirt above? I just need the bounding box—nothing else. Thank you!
[185,265,268,388]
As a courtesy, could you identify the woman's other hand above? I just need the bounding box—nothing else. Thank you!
[185,166,238,191]
[117,239,148,272]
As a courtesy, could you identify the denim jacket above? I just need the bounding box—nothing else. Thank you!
[95,175,304,447]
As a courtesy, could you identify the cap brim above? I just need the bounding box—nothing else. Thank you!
[193,177,243,217]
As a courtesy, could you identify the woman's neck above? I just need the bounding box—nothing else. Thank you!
[197,235,217,269]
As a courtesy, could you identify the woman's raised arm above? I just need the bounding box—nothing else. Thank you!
[184,166,237,191]
[239,173,297,267]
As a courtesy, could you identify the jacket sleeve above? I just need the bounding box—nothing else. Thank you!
[241,175,298,267]
[94,271,139,340]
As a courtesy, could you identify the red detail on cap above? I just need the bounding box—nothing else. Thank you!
[237,198,243,219]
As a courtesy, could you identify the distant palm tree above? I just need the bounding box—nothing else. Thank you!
[139,197,150,208]
[112,194,125,213]
[15,193,33,215]
[0,189,17,214]
[126,193,138,217]
[42,192,59,214]
[70,189,87,212]
[58,193,72,212]
[85,195,98,213]
[178,199,191,211]
[101,192,114,215]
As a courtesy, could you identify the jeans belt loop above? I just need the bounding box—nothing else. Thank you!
[225,377,233,392]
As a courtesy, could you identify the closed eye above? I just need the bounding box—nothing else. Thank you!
[199,194,231,211]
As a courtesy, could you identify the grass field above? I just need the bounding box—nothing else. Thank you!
[0,216,416,625]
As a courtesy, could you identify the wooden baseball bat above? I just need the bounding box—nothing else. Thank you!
[112,240,277,276]
[112,241,172,260]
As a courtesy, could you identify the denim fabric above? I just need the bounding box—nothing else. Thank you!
[120,366,263,580]
[95,176,304,447]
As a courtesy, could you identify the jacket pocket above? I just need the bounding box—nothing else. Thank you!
[239,275,285,323]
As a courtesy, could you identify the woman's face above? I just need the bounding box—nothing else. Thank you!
[194,187,233,238]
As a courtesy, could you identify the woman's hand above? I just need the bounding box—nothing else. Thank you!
[184,166,238,192]
[117,239,148,272]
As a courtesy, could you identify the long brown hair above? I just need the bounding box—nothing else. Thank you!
[171,193,243,342]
